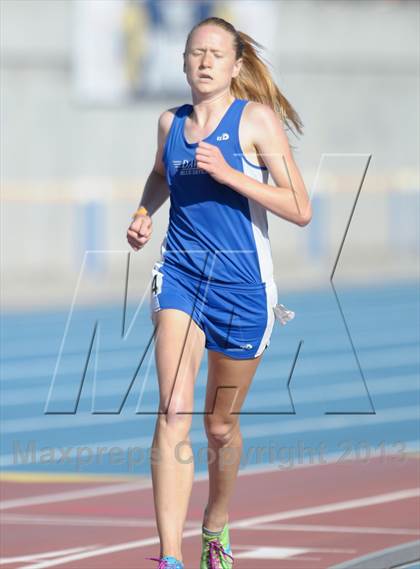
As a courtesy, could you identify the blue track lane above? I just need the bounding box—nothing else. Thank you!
[1,280,419,476]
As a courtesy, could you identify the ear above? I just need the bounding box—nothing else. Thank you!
[182,52,186,74]
[232,57,243,79]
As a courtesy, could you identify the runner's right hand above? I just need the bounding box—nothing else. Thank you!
[127,214,153,251]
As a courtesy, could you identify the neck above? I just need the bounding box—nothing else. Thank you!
[189,90,235,126]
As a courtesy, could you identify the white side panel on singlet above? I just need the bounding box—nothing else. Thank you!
[241,158,275,284]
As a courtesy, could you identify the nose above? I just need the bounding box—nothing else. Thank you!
[200,51,212,68]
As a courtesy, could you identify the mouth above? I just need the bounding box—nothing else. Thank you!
[198,74,213,80]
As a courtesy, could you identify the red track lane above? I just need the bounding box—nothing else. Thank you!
[1,455,419,569]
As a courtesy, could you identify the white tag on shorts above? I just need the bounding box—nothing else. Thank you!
[273,303,295,325]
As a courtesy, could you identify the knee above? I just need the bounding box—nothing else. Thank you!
[158,399,192,434]
[204,417,240,446]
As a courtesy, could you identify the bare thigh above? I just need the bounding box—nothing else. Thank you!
[153,308,206,414]
[204,350,264,435]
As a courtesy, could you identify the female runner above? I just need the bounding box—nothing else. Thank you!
[126,16,311,569]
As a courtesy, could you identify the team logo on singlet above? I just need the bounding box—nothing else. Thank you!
[172,159,206,176]
[216,132,230,141]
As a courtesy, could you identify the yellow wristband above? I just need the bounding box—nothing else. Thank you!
[131,206,149,219]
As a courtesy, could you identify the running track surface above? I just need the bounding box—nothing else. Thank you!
[1,455,419,568]
[1,280,419,567]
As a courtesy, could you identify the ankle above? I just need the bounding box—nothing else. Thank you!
[203,510,228,532]
[161,553,183,563]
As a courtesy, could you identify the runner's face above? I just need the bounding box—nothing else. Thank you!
[184,25,242,93]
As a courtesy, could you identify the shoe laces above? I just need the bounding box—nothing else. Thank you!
[206,538,234,569]
[145,556,180,569]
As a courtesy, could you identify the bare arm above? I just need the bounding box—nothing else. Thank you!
[195,102,312,226]
[135,170,169,219]
[126,108,176,251]
[134,108,175,216]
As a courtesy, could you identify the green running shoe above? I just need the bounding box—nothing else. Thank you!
[200,521,234,568]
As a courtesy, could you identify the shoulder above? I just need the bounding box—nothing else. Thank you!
[241,100,290,152]
[154,105,190,174]
[158,106,180,137]
[241,100,280,128]
[154,107,181,175]
[158,104,192,135]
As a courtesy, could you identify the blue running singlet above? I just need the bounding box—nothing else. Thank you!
[161,98,274,284]
[149,98,295,359]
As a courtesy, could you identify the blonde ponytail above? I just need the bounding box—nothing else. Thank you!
[185,17,304,138]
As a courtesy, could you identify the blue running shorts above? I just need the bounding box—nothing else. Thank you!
[149,261,278,359]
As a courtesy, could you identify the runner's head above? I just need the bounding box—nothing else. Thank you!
[183,19,242,98]
[183,17,303,137]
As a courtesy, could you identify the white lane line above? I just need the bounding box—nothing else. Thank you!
[0,546,99,565]
[3,513,418,537]
[0,513,197,528]
[13,534,188,569]
[234,545,356,560]
[3,514,416,536]
[4,487,419,569]
[251,555,323,562]
[2,403,418,467]
[250,523,420,535]
[0,480,151,511]
[235,546,310,560]
[2,374,418,433]
[0,469,207,511]
[2,343,417,390]
[3,311,414,360]
[2,323,416,380]
[230,488,420,528]
[1,442,418,512]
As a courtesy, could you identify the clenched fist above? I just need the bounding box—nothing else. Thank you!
[127,214,153,251]
[195,141,234,185]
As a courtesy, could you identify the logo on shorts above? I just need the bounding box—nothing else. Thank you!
[216,132,230,141]
[240,343,253,350]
